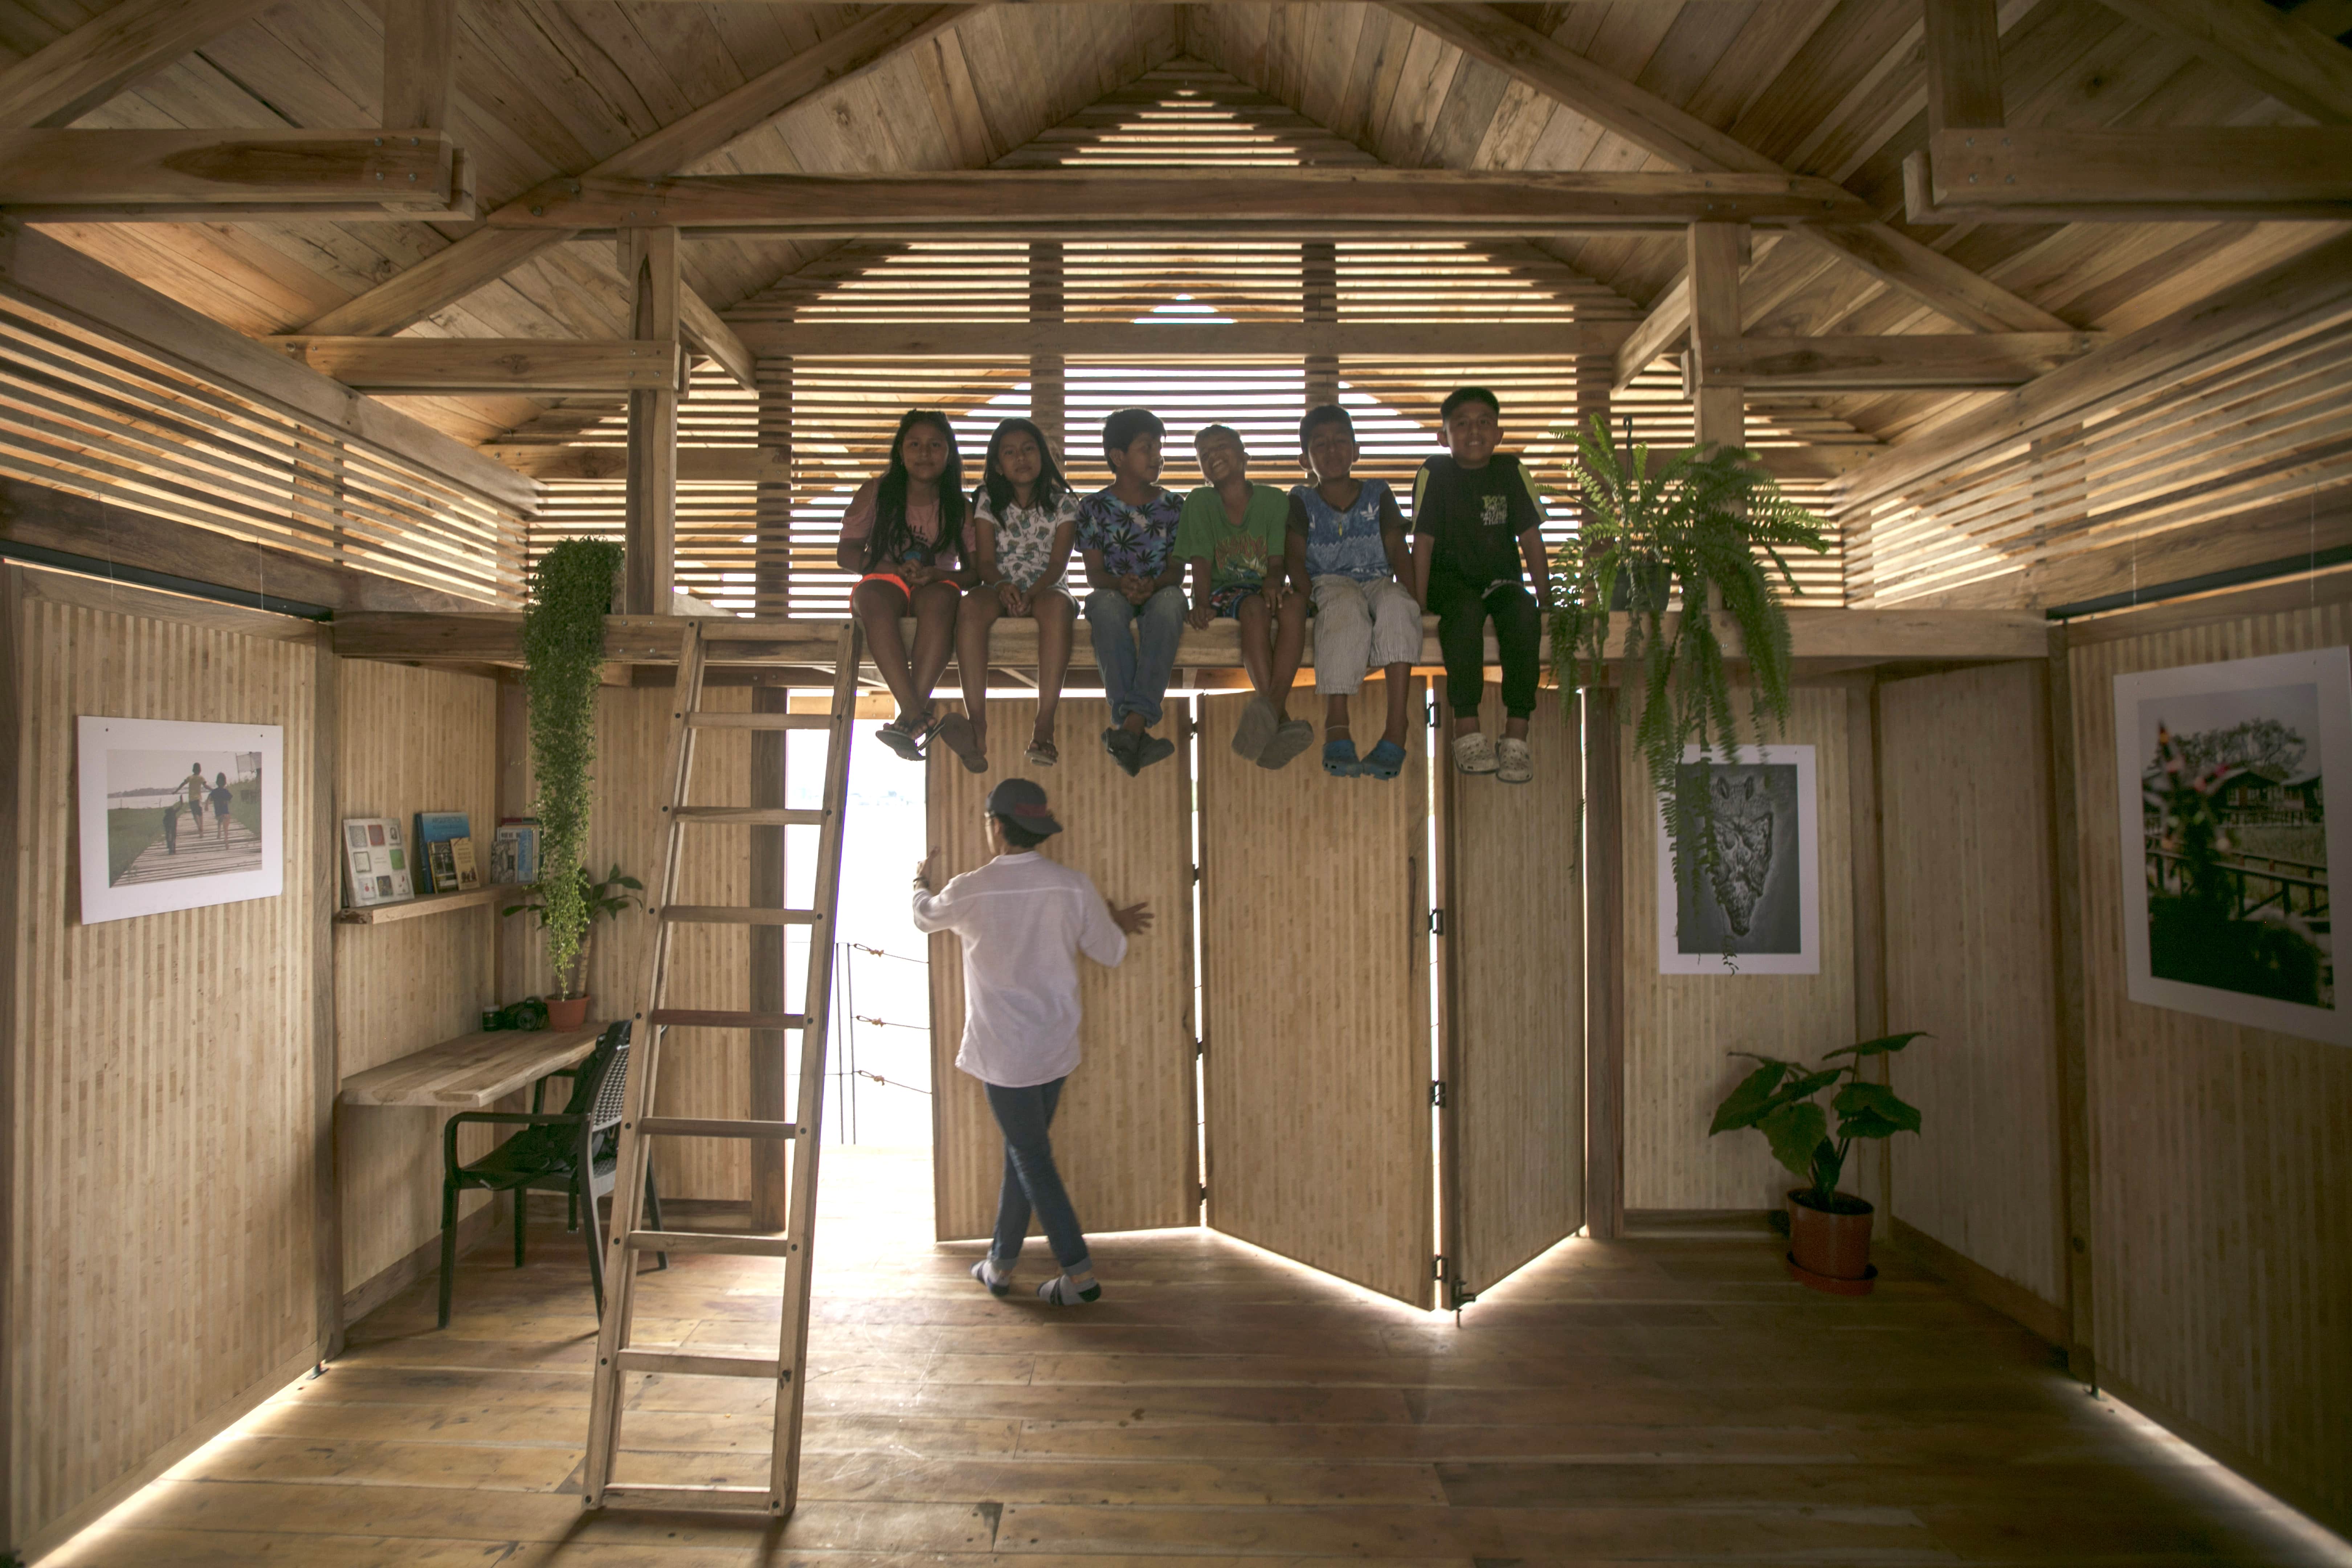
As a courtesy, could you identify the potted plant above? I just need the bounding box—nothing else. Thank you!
[1708,1032,1926,1294]
[1548,415,1828,923]
[502,863,645,1028]
[520,536,624,1029]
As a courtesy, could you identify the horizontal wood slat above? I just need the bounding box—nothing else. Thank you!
[634,1117,799,1139]
[648,1008,808,1031]
[611,1350,780,1380]
[669,807,827,826]
[623,1230,795,1258]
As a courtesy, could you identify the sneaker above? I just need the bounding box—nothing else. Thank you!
[1452,731,1498,775]
[1037,1274,1101,1306]
[1496,736,1533,785]
[1257,718,1316,771]
[1231,695,1278,761]
[1103,726,1141,777]
[970,1258,1010,1298]
[1133,733,1176,771]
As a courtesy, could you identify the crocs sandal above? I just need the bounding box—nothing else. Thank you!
[1025,737,1059,768]
[935,712,987,773]
[1360,738,1408,780]
[1496,736,1533,785]
[1451,731,1498,775]
[1322,736,1361,777]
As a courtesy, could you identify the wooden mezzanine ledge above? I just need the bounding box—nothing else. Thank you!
[331,607,2050,681]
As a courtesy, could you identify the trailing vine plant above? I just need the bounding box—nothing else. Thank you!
[522,537,623,999]
[1548,415,1829,926]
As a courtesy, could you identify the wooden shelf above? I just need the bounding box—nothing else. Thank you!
[334,884,507,926]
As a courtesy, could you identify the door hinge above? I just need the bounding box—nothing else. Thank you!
[1197,1183,1207,1207]
[1191,863,1201,884]
[1432,1252,1445,1281]
[1429,1079,1447,1108]
[1428,906,1444,936]
[1195,1034,1206,1058]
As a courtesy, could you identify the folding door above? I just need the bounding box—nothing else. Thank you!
[927,696,1199,1240]
[1435,686,1584,1304]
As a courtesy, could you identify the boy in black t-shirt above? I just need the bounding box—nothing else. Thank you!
[1410,387,1549,784]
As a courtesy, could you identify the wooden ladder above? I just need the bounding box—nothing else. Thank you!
[581,619,863,1515]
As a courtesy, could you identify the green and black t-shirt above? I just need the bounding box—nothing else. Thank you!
[1410,454,1543,589]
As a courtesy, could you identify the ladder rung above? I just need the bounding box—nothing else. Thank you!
[685,712,836,730]
[613,1348,781,1380]
[670,807,826,826]
[595,1482,780,1512]
[659,905,821,926]
[649,1008,807,1031]
[636,1116,799,1139]
[625,1229,796,1258]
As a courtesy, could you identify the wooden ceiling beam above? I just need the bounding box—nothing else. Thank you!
[299,4,971,338]
[724,320,1636,357]
[1687,332,2105,392]
[0,128,454,207]
[0,0,274,129]
[493,170,1874,231]
[1904,128,2352,222]
[2094,0,2352,124]
[1925,0,2006,133]
[679,287,756,393]
[383,0,457,134]
[267,336,688,394]
[1380,2,2067,335]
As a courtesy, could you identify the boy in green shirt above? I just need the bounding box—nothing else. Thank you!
[1178,425,1313,768]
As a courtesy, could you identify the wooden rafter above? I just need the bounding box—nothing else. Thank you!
[1687,333,2105,392]
[0,128,455,207]
[1906,128,2352,223]
[720,321,1634,357]
[1381,1,2068,352]
[2094,0,2352,124]
[299,4,972,338]
[0,0,274,129]
[382,0,456,134]
[268,336,688,394]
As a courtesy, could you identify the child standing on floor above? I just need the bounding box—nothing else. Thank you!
[1178,425,1314,769]
[1412,387,1549,786]
[1077,409,1187,776]
[1285,404,1421,780]
[913,778,1152,1306]
[838,409,972,761]
[938,419,1082,772]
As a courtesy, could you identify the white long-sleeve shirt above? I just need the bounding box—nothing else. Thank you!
[910,850,1128,1088]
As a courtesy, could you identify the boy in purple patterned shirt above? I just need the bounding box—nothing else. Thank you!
[1077,408,1187,775]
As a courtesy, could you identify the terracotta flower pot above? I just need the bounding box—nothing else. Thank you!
[546,994,591,1030]
[1787,1190,1876,1295]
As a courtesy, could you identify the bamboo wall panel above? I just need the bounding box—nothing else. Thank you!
[500,682,754,1200]
[1199,681,1432,1307]
[1621,687,1862,1212]
[333,660,498,1291]
[927,697,1196,1242]
[2070,609,2352,1530]
[8,589,322,1554]
[1878,663,2066,1309]
[1441,686,1582,1296]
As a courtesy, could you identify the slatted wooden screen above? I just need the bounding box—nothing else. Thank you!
[1437,687,1584,1300]
[925,697,1198,1242]
[1197,682,1433,1307]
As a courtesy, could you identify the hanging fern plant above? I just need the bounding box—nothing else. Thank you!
[522,536,622,999]
[1548,415,1828,923]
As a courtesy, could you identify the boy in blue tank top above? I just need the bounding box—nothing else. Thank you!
[1283,405,1422,780]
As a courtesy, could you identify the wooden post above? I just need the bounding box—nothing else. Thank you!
[749,363,792,1227]
[1303,240,1339,410]
[622,227,680,616]
[1846,676,1891,1236]
[1685,222,1746,453]
[0,568,23,1552]
[2045,627,2098,1384]
[493,675,530,1005]
[1030,241,1065,464]
[382,0,456,131]
[310,638,344,1359]
[1925,0,2006,134]
[1582,686,1625,1241]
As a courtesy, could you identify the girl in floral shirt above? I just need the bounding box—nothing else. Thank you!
[938,419,1081,770]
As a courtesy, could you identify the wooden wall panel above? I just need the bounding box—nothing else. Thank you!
[1199,681,1432,1307]
[1440,686,1582,1298]
[2069,607,2352,1532]
[927,697,1197,1243]
[1878,663,2066,1310]
[1621,686,1862,1212]
[332,660,498,1291]
[499,681,754,1201]
[7,579,323,1557]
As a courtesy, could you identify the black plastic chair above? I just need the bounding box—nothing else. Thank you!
[438,1019,666,1327]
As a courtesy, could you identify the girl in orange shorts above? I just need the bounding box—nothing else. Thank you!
[837,409,973,759]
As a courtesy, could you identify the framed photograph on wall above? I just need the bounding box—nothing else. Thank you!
[75,716,284,925]
[2113,648,2352,1046]
[1657,744,1820,975]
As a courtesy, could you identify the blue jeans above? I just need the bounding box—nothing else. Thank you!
[1085,585,1185,728]
[984,1077,1091,1274]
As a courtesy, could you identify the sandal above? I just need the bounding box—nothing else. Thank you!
[1322,736,1361,777]
[936,712,987,774]
[1360,738,1408,780]
[876,714,928,761]
[1496,736,1533,785]
[1026,737,1059,768]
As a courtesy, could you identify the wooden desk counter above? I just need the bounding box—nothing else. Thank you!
[338,1021,610,1110]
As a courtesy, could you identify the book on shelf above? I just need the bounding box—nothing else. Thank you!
[450,835,481,891]
[414,811,470,873]
[340,817,414,908]
[426,838,459,894]
[491,818,539,885]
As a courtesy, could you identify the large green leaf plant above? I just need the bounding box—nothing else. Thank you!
[1708,1033,1927,1213]
[1548,415,1828,916]
[521,537,622,999]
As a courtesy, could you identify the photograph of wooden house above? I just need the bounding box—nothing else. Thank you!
[1,2,2348,1566]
